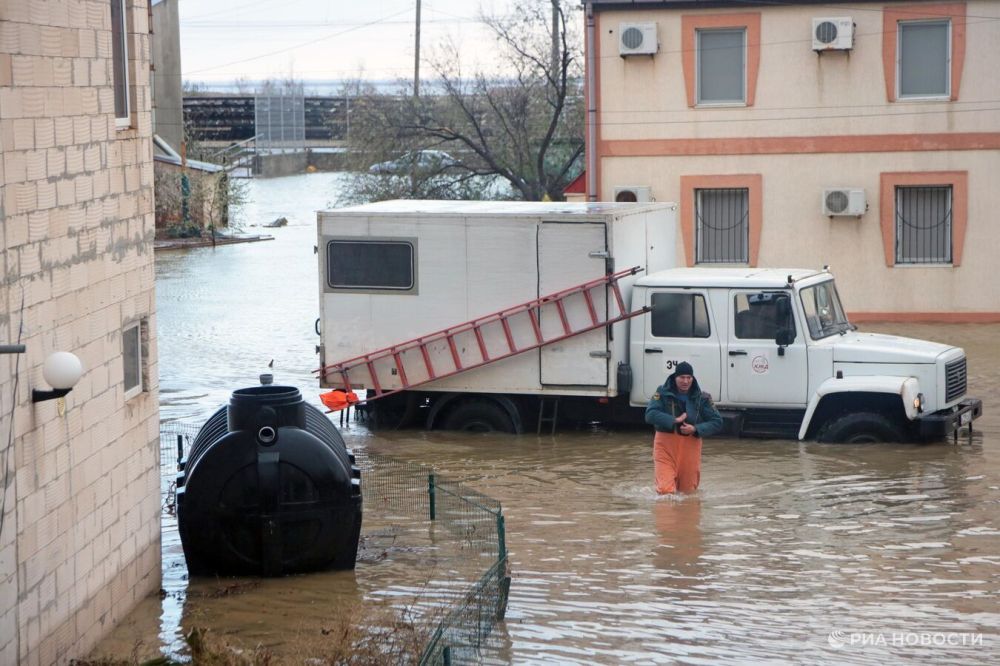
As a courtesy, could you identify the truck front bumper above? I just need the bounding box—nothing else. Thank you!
[917,398,983,439]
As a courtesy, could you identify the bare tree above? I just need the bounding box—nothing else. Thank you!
[338,0,583,204]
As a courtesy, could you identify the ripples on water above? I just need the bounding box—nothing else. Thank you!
[95,174,1000,664]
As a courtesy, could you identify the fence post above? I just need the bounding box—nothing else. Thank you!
[496,512,506,560]
[443,645,452,666]
[428,473,436,521]
[176,435,184,470]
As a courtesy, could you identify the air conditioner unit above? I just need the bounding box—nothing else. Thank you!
[812,17,854,51]
[614,186,652,203]
[822,188,866,217]
[619,23,658,57]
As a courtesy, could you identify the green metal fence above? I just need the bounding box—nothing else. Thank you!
[160,423,510,664]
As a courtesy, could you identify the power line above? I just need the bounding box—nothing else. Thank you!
[180,18,479,29]
[183,0,297,22]
[185,7,415,75]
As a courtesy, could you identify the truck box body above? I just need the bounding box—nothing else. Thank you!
[318,200,678,397]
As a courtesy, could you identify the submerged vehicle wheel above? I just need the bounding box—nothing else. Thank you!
[817,411,906,443]
[442,399,516,433]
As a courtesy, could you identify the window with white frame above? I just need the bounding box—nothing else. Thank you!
[123,321,144,399]
[111,0,131,126]
[696,28,746,104]
[898,20,950,98]
[651,293,711,338]
[695,188,749,264]
[895,185,952,264]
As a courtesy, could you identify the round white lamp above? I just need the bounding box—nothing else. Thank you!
[33,351,84,403]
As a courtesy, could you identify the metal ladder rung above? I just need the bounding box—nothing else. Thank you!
[537,397,559,435]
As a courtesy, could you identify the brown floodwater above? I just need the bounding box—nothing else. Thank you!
[90,175,999,664]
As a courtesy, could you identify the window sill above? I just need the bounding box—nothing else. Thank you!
[115,118,133,131]
[695,101,747,108]
[892,262,954,268]
[896,94,951,102]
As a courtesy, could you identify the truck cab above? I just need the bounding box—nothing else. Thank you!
[629,268,982,442]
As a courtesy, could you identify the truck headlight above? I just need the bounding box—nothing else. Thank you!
[913,393,924,414]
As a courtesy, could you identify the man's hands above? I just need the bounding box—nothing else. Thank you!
[674,413,697,436]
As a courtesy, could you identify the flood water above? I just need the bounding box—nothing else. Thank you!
[93,173,1000,664]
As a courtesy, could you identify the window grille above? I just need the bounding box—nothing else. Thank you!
[696,188,749,264]
[895,186,952,264]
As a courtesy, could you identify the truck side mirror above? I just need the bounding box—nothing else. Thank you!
[776,328,795,347]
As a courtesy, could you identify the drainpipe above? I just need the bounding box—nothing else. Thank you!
[585,2,597,201]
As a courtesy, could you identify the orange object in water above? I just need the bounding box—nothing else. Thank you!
[320,390,359,412]
[653,431,702,494]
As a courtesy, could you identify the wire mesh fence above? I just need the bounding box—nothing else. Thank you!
[159,423,510,664]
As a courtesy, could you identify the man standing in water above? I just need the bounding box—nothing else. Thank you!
[645,362,723,495]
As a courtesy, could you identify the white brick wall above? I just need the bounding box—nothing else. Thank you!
[1,1,159,662]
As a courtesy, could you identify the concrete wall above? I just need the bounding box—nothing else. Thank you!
[150,0,182,149]
[591,0,1000,317]
[0,1,160,663]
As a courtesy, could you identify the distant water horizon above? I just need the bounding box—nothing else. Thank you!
[184,78,419,96]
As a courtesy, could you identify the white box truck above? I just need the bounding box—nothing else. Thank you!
[316,200,981,442]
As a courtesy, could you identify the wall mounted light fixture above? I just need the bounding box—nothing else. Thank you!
[32,352,84,403]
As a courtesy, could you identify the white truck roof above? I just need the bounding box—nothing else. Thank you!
[323,199,675,218]
[639,267,828,289]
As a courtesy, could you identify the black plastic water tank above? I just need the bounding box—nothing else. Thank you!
[176,385,362,576]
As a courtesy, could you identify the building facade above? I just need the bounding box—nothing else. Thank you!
[1,0,160,662]
[585,0,1000,319]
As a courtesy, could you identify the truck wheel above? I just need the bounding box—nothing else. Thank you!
[442,399,516,433]
[817,412,905,443]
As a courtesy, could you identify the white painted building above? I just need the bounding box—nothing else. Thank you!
[584,0,1000,320]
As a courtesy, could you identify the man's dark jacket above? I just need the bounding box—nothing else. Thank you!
[645,373,723,437]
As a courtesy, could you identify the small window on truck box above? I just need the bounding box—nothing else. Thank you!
[651,293,710,338]
[326,239,415,292]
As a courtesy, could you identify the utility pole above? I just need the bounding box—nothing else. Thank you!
[414,0,421,97]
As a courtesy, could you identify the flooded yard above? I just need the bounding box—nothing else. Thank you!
[92,174,999,664]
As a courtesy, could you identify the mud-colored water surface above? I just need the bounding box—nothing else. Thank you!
[91,174,999,664]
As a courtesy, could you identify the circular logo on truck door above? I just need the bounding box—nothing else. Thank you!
[752,355,769,374]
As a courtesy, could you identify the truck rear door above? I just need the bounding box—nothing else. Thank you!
[537,222,608,386]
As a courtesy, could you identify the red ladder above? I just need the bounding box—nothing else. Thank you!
[315,266,649,406]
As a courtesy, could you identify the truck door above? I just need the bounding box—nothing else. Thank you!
[640,289,721,401]
[538,222,608,386]
[726,290,808,406]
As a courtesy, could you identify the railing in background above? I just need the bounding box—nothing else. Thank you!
[158,424,510,664]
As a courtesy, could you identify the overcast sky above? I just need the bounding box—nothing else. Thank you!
[178,0,515,83]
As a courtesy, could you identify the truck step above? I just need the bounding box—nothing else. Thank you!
[722,409,805,440]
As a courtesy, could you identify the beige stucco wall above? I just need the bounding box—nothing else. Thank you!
[593,1,1000,316]
[1,1,160,663]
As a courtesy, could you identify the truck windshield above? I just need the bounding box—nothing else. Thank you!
[800,280,850,339]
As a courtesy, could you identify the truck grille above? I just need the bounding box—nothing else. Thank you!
[945,357,967,403]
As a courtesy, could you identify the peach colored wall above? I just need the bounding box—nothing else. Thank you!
[593,1,1000,317]
[1,1,160,663]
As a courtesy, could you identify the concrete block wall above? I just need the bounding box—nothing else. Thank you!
[1,1,160,663]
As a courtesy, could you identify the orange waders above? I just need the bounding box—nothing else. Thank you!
[653,431,702,494]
